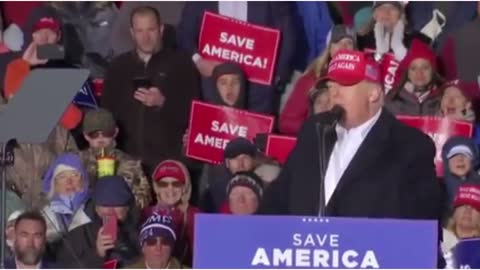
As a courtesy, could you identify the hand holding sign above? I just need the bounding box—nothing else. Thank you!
[134,87,165,107]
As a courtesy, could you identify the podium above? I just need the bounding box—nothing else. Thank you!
[0,68,90,266]
[194,214,438,268]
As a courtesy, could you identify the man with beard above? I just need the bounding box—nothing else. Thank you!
[4,211,55,269]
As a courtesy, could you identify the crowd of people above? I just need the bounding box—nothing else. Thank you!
[3,1,480,269]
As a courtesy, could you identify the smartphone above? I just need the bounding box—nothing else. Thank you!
[102,214,118,242]
[37,44,65,60]
[133,77,152,89]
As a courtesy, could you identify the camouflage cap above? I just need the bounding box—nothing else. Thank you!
[83,108,116,133]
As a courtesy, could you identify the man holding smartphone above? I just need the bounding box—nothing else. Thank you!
[57,176,140,268]
[102,6,200,175]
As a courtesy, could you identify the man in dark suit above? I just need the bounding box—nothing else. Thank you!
[177,1,295,114]
[260,49,444,221]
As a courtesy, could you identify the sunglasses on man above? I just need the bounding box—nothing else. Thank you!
[144,237,171,247]
[88,129,116,139]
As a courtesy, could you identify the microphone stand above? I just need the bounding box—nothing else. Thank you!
[316,106,343,217]
[316,123,337,217]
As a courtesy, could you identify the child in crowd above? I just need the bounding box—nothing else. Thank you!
[79,108,152,209]
[226,172,264,215]
[143,159,199,266]
[439,80,476,122]
[187,62,248,212]
[442,136,480,210]
[40,153,90,246]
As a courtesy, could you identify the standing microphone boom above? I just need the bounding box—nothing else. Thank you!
[316,105,345,217]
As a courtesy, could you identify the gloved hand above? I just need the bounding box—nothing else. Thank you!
[390,20,407,61]
[374,22,390,56]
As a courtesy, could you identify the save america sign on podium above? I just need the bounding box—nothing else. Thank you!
[194,215,437,269]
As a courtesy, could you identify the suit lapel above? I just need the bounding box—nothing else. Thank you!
[326,110,392,212]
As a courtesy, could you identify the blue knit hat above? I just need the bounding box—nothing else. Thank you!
[139,213,177,248]
[93,176,133,207]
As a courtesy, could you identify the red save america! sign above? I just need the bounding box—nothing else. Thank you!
[198,11,280,85]
[397,116,474,176]
[264,134,297,164]
[186,101,274,164]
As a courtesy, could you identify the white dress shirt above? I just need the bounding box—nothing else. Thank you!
[323,109,383,208]
[218,1,248,21]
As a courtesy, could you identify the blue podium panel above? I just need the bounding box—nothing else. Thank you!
[194,214,438,269]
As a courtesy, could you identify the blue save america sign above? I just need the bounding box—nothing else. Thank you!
[453,238,480,268]
[194,214,438,269]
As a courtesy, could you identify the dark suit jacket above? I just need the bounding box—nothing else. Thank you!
[177,1,295,113]
[260,109,444,220]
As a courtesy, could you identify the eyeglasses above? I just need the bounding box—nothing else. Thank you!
[87,130,116,139]
[155,181,184,188]
[145,237,170,247]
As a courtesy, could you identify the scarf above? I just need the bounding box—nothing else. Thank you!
[49,191,88,232]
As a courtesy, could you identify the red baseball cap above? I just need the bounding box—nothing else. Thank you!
[320,49,381,86]
[33,17,60,33]
[152,160,187,184]
[453,184,480,211]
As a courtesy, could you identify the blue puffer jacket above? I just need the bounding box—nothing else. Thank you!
[441,136,480,208]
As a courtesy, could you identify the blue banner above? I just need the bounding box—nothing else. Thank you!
[73,80,97,109]
[194,214,438,269]
[453,238,480,268]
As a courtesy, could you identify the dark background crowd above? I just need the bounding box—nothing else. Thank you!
[2,1,480,269]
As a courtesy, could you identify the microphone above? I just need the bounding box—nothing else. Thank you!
[328,105,346,127]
